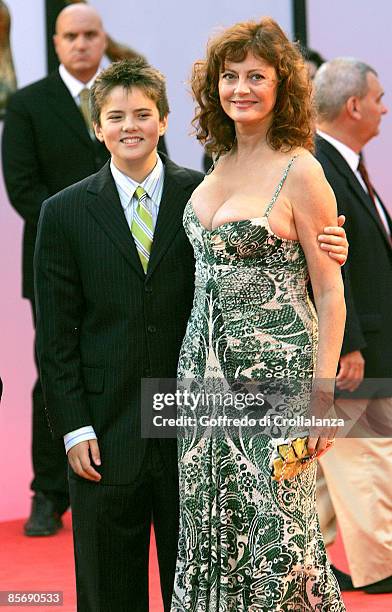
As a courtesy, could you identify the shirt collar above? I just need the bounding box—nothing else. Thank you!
[317,129,360,173]
[59,64,100,99]
[110,155,164,209]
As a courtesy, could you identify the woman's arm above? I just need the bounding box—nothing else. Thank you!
[290,155,346,452]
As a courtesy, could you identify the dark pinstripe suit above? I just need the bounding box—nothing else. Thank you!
[34,155,203,611]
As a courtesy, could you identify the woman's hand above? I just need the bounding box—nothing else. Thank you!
[307,381,338,456]
[318,214,348,265]
[307,436,336,457]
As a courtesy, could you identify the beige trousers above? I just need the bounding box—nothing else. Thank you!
[317,396,392,587]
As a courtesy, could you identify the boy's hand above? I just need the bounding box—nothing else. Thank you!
[318,215,348,265]
[68,439,102,481]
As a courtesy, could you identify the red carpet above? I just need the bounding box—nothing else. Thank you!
[0,513,391,611]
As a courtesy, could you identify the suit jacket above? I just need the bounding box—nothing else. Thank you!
[1,69,167,299]
[316,135,392,377]
[34,155,203,484]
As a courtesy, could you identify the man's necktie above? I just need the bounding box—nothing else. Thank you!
[357,158,376,204]
[358,158,391,242]
[79,88,93,134]
[131,186,153,273]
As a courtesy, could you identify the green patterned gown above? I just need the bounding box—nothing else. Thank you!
[171,159,345,611]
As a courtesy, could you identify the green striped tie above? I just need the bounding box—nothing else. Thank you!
[79,88,93,136]
[131,186,153,273]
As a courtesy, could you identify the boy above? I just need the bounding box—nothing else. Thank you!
[34,59,203,612]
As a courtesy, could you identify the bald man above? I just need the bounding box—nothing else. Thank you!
[2,4,111,536]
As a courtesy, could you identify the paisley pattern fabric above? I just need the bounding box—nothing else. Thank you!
[171,159,345,611]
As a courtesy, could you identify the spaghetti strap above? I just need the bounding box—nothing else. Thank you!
[264,155,298,218]
[205,150,222,175]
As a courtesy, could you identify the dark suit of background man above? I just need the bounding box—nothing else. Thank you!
[2,2,109,536]
[313,57,392,594]
[2,4,110,538]
[2,3,167,537]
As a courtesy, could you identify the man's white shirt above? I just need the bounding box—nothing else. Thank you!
[59,63,99,105]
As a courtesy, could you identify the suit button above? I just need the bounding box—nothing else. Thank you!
[147,325,156,333]
[145,286,152,293]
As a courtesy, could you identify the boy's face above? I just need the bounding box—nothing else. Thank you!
[94,86,167,175]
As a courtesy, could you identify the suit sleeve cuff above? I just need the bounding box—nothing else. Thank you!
[64,426,97,454]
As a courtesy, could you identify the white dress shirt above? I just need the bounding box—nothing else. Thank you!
[59,63,99,103]
[110,155,164,229]
[64,156,165,453]
[59,64,100,138]
[317,130,390,236]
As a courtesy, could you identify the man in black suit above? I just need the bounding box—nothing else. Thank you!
[314,58,392,593]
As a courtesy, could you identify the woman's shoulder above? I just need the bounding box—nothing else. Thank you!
[291,147,320,170]
[293,148,323,174]
[288,148,335,208]
[289,148,326,186]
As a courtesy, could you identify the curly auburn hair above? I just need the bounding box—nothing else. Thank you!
[191,17,315,155]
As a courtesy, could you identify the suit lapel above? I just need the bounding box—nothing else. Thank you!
[318,136,391,249]
[86,163,145,278]
[147,156,193,278]
[45,71,93,149]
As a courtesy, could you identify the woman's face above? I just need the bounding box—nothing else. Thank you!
[218,51,278,129]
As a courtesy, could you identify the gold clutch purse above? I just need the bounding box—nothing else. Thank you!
[271,437,316,481]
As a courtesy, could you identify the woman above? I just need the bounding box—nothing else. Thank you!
[171,17,346,611]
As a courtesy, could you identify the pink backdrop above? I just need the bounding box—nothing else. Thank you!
[0,0,45,523]
[0,124,35,520]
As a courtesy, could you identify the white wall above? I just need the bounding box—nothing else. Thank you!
[6,0,46,86]
[308,0,392,210]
